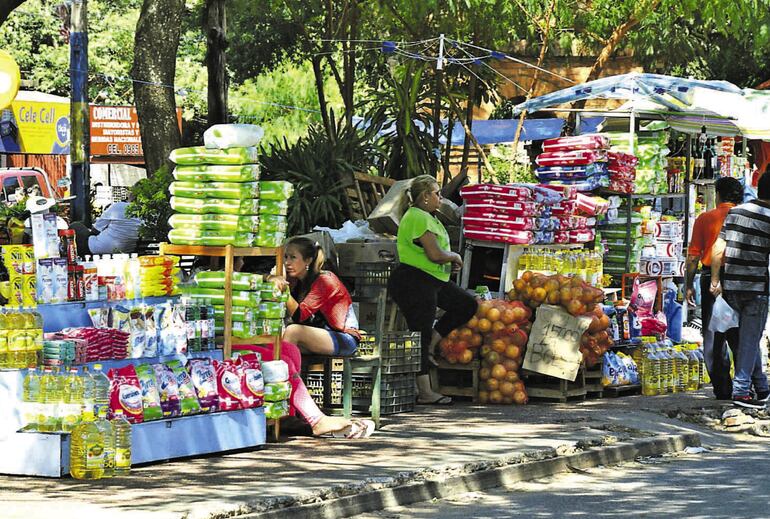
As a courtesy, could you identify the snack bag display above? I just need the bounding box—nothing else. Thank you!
[213,359,244,411]
[264,381,292,402]
[188,358,219,412]
[153,363,182,417]
[167,360,202,415]
[108,365,144,424]
[134,363,164,421]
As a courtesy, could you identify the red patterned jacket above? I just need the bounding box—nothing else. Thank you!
[292,272,361,339]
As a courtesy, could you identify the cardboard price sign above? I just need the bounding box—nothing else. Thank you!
[523,304,591,382]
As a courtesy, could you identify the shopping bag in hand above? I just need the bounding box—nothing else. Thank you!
[708,296,739,333]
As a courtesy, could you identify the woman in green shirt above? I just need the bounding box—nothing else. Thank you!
[388,175,478,404]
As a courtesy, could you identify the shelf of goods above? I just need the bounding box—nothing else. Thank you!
[159,243,284,439]
[0,350,267,478]
[37,295,178,333]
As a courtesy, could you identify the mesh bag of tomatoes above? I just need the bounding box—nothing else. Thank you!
[581,305,613,367]
[508,271,605,316]
[440,299,532,365]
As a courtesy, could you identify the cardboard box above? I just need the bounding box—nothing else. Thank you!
[367,179,411,235]
[522,305,590,382]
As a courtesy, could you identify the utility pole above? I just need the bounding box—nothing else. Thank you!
[70,0,90,225]
[431,33,445,178]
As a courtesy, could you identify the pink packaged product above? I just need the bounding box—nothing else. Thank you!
[213,359,244,411]
[108,365,144,424]
[607,151,639,167]
[460,183,533,201]
[609,179,634,194]
[630,279,657,317]
[464,201,541,217]
[463,215,537,231]
[536,149,608,167]
[542,134,610,152]
[608,170,636,182]
[463,228,534,245]
[188,358,219,412]
[574,192,607,216]
[536,183,577,201]
[568,229,595,243]
[153,363,182,417]
[464,208,541,224]
[549,201,578,216]
[238,354,264,409]
[553,230,570,244]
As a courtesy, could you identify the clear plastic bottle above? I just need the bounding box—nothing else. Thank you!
[95,408,115,478]
[91,364,111,416]
[39,367,61,432]
[693,345,706,388]
[0,312,8,369]
[112,409,132,476]
[673,344,689,393]
[70,411,104,480]
[685,344,700,391]
[22,368,41,430]
[641,344,658,396]
[61,368,84,432]
[81,366,95,417]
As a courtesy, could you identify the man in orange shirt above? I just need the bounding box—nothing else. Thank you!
[686,177,743,399]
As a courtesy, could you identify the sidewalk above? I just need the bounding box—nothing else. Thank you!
[0,390,738,519]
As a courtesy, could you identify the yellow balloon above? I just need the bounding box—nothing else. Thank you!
[0,50,20,109]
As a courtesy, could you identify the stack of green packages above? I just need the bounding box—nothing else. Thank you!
[167,142,294,247]
[598,202,644,277]
[188,271,288,340]
[607,132,670,194]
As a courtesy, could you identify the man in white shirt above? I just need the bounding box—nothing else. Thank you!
[71,199,142,255]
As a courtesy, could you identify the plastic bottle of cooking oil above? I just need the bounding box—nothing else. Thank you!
[69,410,104,480]
[112,410,132,476]
[685,344,700,391]
[94,408,115,478]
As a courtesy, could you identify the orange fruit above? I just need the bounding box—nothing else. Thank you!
[491,338,506,353]
[491,321,506,333]
[486,307,501,322]
[513,390,528,405]
[505,344,522,359]
[467,316,479,330]
[504,370,520,383]
[489,390,504,404]
[459,327,473,340]
[511,329,528,348]
[491,364,507,380]
[477,301,493,318]
[532,287,547,303]
[486,351,501,365]
[521,271,533,282]
[470,333,483,347]
[459,349,474,364]
[500,308,515,325]
[500,381,515,397]
[479,367,491,380]
[448,329,460,340]
[486,378,500,391]
[502,358,518,372]
[477,318,492,333]
[480,344,492,357]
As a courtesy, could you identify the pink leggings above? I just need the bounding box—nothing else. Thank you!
[240,341,324,427]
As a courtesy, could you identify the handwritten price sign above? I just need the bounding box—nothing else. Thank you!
[523,304,591,381]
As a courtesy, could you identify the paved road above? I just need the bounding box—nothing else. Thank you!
[359,436,770,519]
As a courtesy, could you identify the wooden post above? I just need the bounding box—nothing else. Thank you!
[223,244,234,358]
[69,0,90,225]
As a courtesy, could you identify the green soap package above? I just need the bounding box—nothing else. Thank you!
[171,196,261,215]
[256,302,286,319]
[173,164,260,182]
[195,271,263,291]
[264,400,290,419]
[170,181,260,200]
[168,214,260,233]
[257,214,287,233]
[258,199,289,216]
[256,230,286,248]
[264,381,292,402]
[169,146,258,166]
[258,181,294,201]
[184,286,261,307]
[168,228,256,247]
[213,305,254,322]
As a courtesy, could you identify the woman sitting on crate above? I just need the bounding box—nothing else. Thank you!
[387,175,478,405]
[267,236,361,356]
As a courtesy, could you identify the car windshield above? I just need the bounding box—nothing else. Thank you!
[3,176,20,202]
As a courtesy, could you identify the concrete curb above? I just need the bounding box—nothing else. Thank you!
[238,433,700,519]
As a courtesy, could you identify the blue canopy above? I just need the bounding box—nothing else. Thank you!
[513,73,744,115]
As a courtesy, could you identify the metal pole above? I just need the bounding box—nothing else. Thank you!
[431,34,444,178]
[70,0,90,225]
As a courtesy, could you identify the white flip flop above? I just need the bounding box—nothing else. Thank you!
[330,418,375,439]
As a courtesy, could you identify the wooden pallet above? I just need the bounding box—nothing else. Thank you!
[602,383,642,397]
[584,365,604,398]
[430,359,480,402]
[521,369,587,403]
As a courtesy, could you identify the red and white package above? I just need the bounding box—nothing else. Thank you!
[609,170,636,182]
[607,151,639,167]
[574,192,604,216]
[542,134,609,152]
[568,229,596,243]
[609,179,634,194]
[213,359,244,411]
[464,201,541,216]
[463,228,534,245]
[238,354,264,409]
[557,215,590,230]
[549,201,578,216]
[536,149,607,167]
[460,183,533,201]
[463,215,537,231]
[553,230,570,244]
[108,365,144,424]
[536,183,577,200]
[464,208,541,225]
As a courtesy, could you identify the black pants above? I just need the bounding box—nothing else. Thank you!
[700,270,739,399]
[70,221,97,257]
[388,263,478,375]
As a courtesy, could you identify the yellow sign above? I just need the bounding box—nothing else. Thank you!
[7,100,70,154]
[0,50,20,109]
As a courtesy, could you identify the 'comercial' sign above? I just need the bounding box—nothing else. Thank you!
[90,105,143,157]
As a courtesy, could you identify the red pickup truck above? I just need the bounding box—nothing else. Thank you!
[0,167,56,203]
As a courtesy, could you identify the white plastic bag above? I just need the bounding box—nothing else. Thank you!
[709,295,739,333]
[204,124,264,149]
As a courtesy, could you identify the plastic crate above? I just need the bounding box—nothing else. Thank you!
[352,372,416,415]
[305,371,343,406]
[354,262,394,298]
[356,330,421,374]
